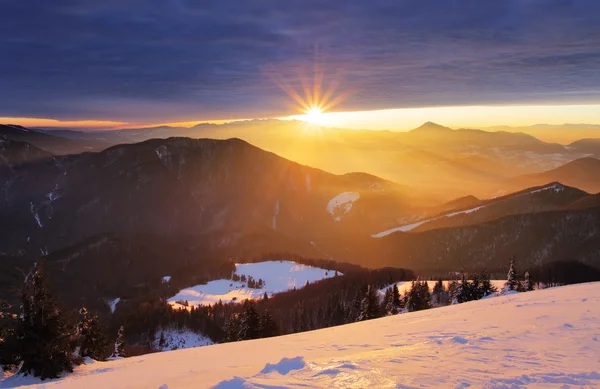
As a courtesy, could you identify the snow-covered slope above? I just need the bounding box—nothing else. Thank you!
[3,283,598,388]
[168,261,339,308]
[152,329,214,351]
[326,192,360,221]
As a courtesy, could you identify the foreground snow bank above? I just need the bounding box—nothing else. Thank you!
[168,261,339,308]
[2,283,599,388]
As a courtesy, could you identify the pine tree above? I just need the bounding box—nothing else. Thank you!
[238,300,261,340]
[260,310,279,338]
[10,265,74,379]
[407,281,431,311]
[224,315,240,342]
[382,287,393,315]
[391,284,402,313]
[479,270,497,298]
[112,326,126,358]
[358,285,381,321]
[524,270,534,291]
[505,257,520,292]
[432,279,446,306]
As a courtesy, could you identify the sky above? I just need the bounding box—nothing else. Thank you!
[1,0,600,129]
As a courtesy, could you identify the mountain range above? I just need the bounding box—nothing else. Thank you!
[1,122,600,311]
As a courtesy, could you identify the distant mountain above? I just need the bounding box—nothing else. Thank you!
[315,205,600,274]
[0,124,110,155]
[0,137,422,255]
[485,124,600,144]
[0,139,52,167]
[85,120,592,200]
[509,157,600,194]
[567,138,600,157]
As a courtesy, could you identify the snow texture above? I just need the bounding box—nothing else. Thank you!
[168,261,339,308]
[3,283,598,388]
[162,276,171,283]
[153,329,213,351]
[372,205,486,238]
[105,298,120,313]
[326,192,360,222]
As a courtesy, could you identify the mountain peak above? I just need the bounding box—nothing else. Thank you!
[411,122,452,132]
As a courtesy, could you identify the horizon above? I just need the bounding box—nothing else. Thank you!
[2,1,600,139]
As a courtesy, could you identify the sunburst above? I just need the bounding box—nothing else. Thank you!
[268,54,353,126]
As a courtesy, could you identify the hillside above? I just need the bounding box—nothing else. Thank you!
[2,283,598,388]
[0,139,52,167]
[510,157,600,194]
[0,137,421,255]
[370,182,589,235]
[49,120,594,199]
[0,124,108,155]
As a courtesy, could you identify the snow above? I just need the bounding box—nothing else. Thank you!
[153,328,213,351]
[168,261,339,308]
[530,183,565,194]
[272,199,279,230]
[326,192,360,222]
[4,283,598,388]
[162,276,171,283]
[29,203,42,229]
[372,205,486,238]
[105,298,120,313]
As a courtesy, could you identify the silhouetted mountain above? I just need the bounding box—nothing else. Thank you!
[567,138,600,157]
[315,205,600,274]
[510,157,600,194]
[0,139,52,167]
[0,137,421,255]
[407,183,588,233]
[0,124,110,155]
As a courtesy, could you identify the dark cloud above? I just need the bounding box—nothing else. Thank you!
[1,0,599,122]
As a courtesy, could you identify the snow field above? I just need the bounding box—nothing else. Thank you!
[168,261,340,308]
[3,282,598,388]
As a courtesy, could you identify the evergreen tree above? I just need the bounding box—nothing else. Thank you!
[78,311,109,361]
[524,270,534,291]
[381,287,393,315]
[112,326,126,358]
[407,281,432,312]
[263,292,269,302]
[391,284,402,313]
[9,265,74,379]
[260,310,279,338]
[432,279,446,306]
[479,270,497,298]
[357,285,381,321]
[238,300,261,340]
[505,257,520,292]
[224,315,240,342]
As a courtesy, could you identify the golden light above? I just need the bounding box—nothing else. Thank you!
[303,106,325,125]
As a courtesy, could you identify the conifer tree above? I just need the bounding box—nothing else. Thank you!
[524,270,534,291]
[382,287,393,315]
[112,326,126,358]
[260,310,279,338]
[392,284,402,313]
[505,257,520,292]
[479,270,497,298]
[238,300,261,340]
[77,309,109,361]
[358,285,381,321]
[11,265,74,379]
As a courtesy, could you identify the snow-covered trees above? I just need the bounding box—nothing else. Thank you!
[407,280,431,312]
[112,326,126,359]
[260,310,279,338]
[358,285,381,321]
[524,270,534,292]
[2,265,74,379]
[75,307,109,361]
[238,301,261,340]
[505,257,520,292]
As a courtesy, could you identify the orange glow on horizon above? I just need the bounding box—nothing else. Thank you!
[0,117,128,129]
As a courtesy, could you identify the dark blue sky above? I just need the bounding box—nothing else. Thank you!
[1,0,600,122]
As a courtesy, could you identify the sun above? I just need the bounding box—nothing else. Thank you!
[304,106,324,124]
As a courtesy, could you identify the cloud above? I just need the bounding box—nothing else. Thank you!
[1,0,599,122]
